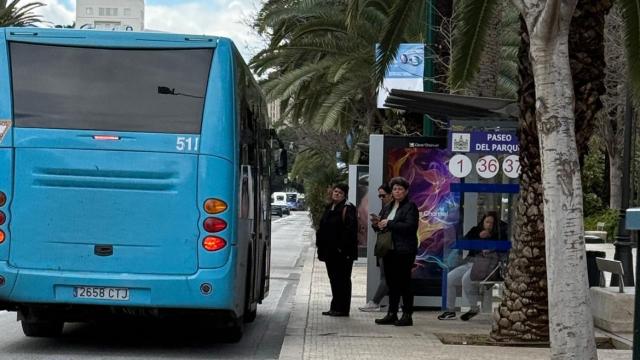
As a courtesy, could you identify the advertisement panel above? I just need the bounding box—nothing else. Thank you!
[376,43,424,108]
[383,136,459,296]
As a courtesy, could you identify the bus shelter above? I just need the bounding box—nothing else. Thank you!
[366,90,518,309]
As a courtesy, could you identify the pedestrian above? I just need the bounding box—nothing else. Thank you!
[359,184,393,312]
[316,183,358,317]
[374,177,419,326]
[437,211,508,321]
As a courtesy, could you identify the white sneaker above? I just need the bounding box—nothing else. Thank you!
[359,301,381,312]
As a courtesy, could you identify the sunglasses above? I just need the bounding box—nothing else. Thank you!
[378,194,388,199]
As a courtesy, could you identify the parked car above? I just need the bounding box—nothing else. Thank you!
[271,205,283,217]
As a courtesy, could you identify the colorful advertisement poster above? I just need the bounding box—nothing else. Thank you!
[383,136,459,296]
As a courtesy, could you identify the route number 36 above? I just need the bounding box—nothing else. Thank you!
[476,155,499,178]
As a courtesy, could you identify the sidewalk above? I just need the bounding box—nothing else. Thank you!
[279,240,633,359]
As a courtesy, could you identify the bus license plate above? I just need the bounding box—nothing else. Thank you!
[73,286,129,301]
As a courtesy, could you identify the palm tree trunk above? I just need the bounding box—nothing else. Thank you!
[465,1,503,97]
[491,18,548,343]
[520,0,596,357]
[492,0,610,346]
[571,0,612,163]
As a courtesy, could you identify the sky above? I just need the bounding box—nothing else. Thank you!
[20,0,266,61]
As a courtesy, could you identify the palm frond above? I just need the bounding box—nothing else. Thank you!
[0,0,44,27]
[374,0,423,85]
[449,0,499,90]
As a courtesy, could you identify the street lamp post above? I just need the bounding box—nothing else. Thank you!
[611,93,635,287]
[423,0,434,137]
[625,208,640,359]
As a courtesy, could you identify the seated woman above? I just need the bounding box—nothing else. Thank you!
[437,211,508,321]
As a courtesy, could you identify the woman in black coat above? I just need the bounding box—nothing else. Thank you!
[374,177,419,326]
[315,183,358,316]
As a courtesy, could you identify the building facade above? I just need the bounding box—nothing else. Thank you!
[75,0,145,31]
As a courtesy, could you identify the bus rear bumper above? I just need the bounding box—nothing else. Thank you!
[0,260,238,312]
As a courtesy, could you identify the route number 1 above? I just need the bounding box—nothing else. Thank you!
[448,154,472,178]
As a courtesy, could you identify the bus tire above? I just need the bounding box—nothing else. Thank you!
[21,320,64,338]
[222,318,243,343]
[244,249,257,323]
[244,307,257,323]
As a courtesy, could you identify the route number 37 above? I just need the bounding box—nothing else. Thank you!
[176,136,199,151]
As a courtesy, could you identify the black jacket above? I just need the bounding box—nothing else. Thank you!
[463,220,509,259]
[379,197,419,255]
[316,200,358,261]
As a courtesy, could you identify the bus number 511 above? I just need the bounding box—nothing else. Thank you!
[176,136,199,152]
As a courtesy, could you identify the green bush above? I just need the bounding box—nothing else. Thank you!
[584,208,620,242]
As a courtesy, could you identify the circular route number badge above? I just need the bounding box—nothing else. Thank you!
[476,155,499,179]
[502,155,521,179]
[448,154,472,178]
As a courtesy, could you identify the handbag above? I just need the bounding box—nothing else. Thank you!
[470,252,500,281]
[374,231,393,257]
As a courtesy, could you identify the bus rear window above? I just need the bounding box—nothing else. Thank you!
[10,42,213,134]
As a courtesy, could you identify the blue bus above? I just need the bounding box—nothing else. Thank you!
[0,28,272,341]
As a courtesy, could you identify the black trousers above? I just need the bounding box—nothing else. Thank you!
[325,256,354,313]
[383,251,415,314]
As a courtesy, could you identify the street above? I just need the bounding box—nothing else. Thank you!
[0,212,313,360]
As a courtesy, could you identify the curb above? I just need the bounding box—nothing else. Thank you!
[278,242,316,360]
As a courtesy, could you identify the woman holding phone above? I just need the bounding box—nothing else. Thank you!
[359,184,393,312]
[374,177,419,326]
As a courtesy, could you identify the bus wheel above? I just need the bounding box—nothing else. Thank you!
[244,307,257,323]
[21,320,64,337]
[243,250,257,323]
[222,318,243,343]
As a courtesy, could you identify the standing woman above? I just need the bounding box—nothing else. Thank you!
[374,177,419,326]
[316,183,358,316]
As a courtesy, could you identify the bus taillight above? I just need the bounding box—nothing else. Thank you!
[203,236,226,251]
[0,230,5,244]
[0,211,5,225]
[0,192,6,206]
[204,199,227,214]
[203,217,227,233]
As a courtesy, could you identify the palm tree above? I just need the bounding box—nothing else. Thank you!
[0,0,44,27]
[450,0,614,353]
[290,147,346,228]
[359,0,614,344]
[252,0,383,135]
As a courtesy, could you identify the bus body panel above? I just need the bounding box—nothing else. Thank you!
[9,146,205,274]
[199,38,236,160]
[6,28,218,49]
[0,29,269,327]
[197,155,234,268]
[13,128,202,154]
[0,248,238,310]
[0,149,11,262]
[0,29,12,148]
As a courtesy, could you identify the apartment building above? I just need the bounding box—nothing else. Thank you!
[75,0,145,31]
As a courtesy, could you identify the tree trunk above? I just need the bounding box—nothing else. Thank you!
[465,2,503,97]
[491,19,548,342]
[570,0,611,164]
[609,153,622,209]
[520,0,596,358]
[599,3,626,210]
